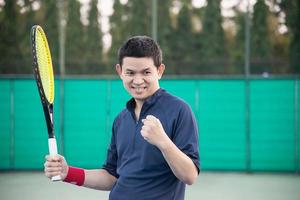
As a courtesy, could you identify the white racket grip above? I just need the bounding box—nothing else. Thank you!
[48,138,62,181]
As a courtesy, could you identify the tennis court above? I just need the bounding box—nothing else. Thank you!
[1,171,300,200]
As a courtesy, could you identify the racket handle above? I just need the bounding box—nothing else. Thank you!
[48,138,62,181]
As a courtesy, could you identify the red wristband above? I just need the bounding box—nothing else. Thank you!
[63,166,85,186]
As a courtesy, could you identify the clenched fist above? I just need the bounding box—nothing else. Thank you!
[141,115,170,149]
[44,154,68,180]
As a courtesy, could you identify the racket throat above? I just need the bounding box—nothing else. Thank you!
[43,104,55,138]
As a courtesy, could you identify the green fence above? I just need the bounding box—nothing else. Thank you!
[0,78,299,172]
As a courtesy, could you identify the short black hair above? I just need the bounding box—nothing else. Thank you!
[118,36,162,67]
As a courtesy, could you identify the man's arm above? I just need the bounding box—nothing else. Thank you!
[159,139,198,185]
[84,169,117,190]
[141,115,198,185]
[45,155,117,190]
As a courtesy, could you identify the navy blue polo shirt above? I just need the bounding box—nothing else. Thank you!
[103,88,200,200]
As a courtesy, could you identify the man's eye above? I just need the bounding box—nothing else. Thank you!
[144,71,151,75]
[126,71,134,75]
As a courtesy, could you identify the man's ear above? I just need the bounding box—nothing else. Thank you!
[157,64,165,79]
[115,64,122,77]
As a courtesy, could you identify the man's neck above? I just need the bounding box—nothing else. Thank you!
[134,100,144,121]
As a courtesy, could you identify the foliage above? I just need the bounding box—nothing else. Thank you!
[39,0,60,73]
[20,0,38,73]
[85,0,104,73]
[126,0,151,36]
[0,1,23,73]
[200,0,227,74]
[0,0,297,75]
[279,0,300,72]
[251,0,272,73]
[65,0,86,74]
[156,0,173,69]
[232,11,246,74]
[108,0,131,71]
[168,1,197,74]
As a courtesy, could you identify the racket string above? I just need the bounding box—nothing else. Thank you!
[35,27,54,103]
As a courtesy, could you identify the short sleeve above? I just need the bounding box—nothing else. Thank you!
[173,103,200,174]
[102,119,119,178]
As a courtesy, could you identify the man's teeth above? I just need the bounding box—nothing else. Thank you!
[135,87,145,92]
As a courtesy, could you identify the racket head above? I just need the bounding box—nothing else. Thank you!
[31,25,54,104]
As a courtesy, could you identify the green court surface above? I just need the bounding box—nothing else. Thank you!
[1,171,299,200]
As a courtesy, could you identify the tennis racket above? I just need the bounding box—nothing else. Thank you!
[30,25,61,181]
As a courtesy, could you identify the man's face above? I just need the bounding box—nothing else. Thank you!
[116,57,165,102]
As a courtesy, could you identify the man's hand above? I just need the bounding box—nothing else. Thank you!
[141,115,170,149]
[44,154,68,180]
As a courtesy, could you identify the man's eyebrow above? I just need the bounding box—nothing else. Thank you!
[125,69,134,71]
[125,67,151,72]
[125,68,135,73]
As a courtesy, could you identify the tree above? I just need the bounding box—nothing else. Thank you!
[0,0,23,73]
[85,0,103,73]
[156,0,174,71]
[200,0,227,74]
[267,10,290,73]
[126,0,151,36]
[169,1,196,74]
[20,0,39,73]
[108,0,153,73]
[108,0,131,70]
[65,0,86,74]
[251,0,272,74]
[274,0,300,73]
[232,10,247,74]
[39,0,60,73]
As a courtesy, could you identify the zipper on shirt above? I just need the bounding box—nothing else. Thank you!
[130,102,149,152]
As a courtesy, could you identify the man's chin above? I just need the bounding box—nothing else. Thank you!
[133,96,146,101]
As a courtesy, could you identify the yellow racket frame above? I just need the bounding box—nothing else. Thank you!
[35,26,54,104]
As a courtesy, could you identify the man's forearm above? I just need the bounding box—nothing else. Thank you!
[83,169,117,191]
[160,139,198,185]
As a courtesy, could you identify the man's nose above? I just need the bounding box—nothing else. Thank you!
[133,74,144,85]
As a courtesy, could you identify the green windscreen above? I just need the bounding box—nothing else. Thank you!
[0,78,298,172]
[63,80,109,168]
[298,80,300,170]
[250,80,295,171]
[197,80,246,170]
[13,80,48,169]
[0,80,11,169]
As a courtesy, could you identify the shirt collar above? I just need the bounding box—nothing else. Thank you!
[126,88,164,112]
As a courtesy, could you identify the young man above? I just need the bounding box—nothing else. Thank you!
[44,36,200,200]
